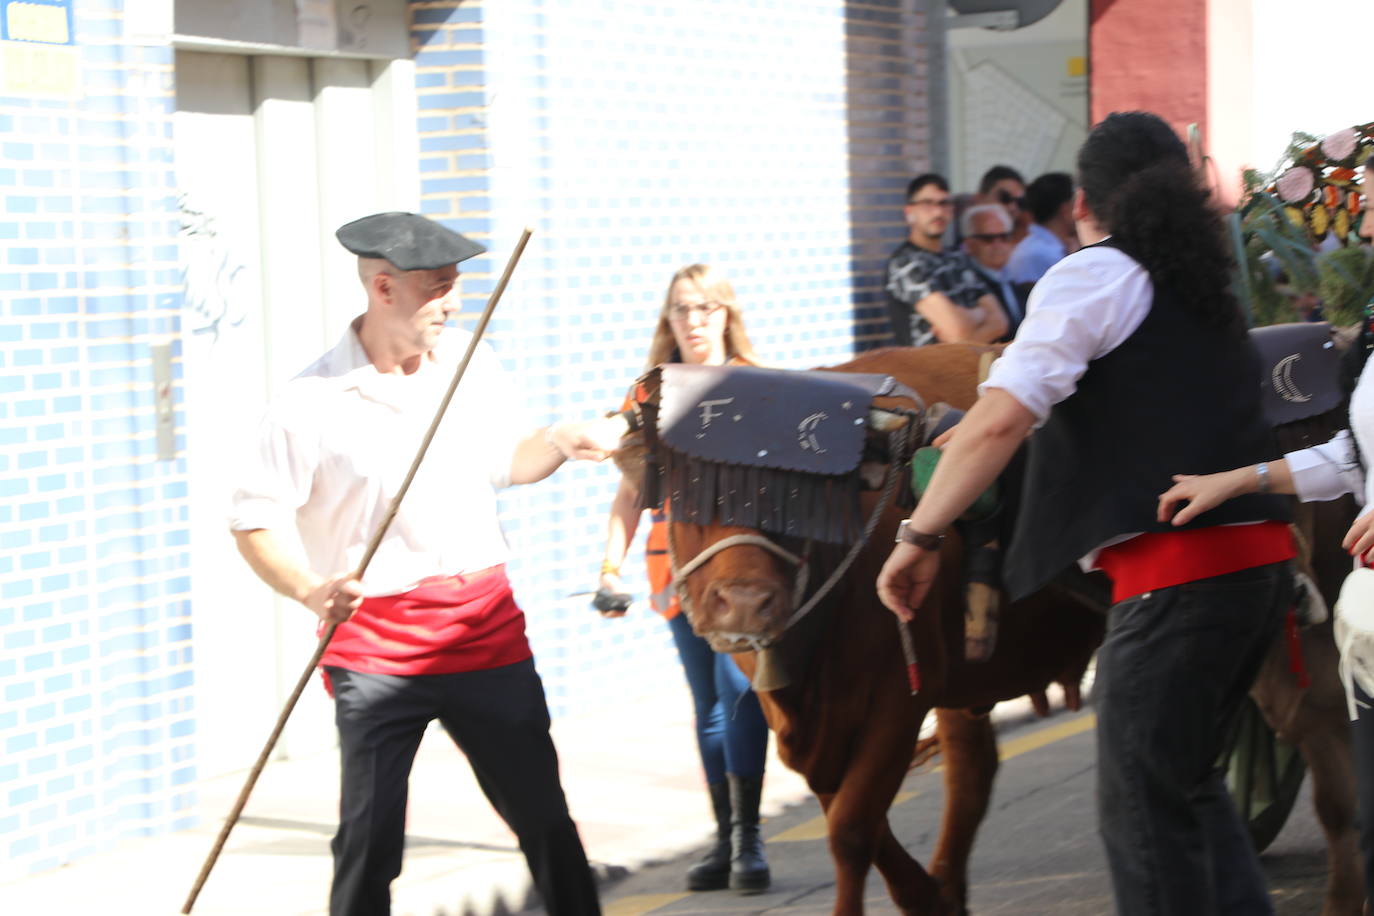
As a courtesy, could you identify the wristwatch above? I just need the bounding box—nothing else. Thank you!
[896,520,945,550]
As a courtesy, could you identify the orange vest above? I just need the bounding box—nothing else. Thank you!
[644,507,679,619]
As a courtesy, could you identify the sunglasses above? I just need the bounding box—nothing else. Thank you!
[969,232,1013,243]
[996,190,1026,209]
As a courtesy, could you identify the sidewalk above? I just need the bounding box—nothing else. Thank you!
[0,683,1078,916]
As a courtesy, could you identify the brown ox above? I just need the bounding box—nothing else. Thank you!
[624,343,1366,915]
[624,344,1103,915]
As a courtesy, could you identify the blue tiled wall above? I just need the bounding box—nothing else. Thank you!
[0,0,930,880]
[410,0,931,718]
[0,0,192,880]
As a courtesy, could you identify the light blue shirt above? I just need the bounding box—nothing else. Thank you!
[1007,223,1067,285]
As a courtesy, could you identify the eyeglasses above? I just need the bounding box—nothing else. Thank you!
[668,302,724,321]
[968,232,1013,243]
[996,190,1026,209]
[908,198,954,210]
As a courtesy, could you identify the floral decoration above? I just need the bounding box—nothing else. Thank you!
[1258,121,1373,246]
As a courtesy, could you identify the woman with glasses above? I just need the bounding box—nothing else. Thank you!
[598,264,773,894]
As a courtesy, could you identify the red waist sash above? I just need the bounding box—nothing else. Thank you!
[1096,521,1295,604]
[319,565,531,693]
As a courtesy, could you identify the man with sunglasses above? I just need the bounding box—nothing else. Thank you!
[977,164,1029,243]
[961,203,1028,338]
[885,173,1008,347]
[1008,172,1076,284]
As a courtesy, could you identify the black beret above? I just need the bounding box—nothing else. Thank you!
[335,212,486,270]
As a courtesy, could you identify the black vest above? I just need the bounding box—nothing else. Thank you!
[1003,239,1290,600]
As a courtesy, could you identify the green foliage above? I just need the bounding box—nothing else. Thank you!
[1233,125,1373,328]
[1318,246,1374,326]
[1234,192,1318,327]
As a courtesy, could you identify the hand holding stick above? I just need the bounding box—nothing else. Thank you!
[181,227,534,914]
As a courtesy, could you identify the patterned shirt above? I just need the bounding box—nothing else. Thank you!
[885,242,994,346]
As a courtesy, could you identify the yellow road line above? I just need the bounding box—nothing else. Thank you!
[770,814,831,843]
[604,893,692,916]
[772,713,1096,843]
[996,713,1096,762]
[606,714,1099,914]
[772,789,922,843]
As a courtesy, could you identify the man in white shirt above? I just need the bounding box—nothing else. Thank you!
[877,115,1292,915]
[230,212,621,916]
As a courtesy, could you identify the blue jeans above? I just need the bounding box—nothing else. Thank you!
[667,611,769,783]
[1095,562,1291,916]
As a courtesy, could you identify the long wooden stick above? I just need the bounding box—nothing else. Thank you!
[181,228,534,914]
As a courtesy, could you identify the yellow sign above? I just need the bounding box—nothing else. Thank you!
[7,1,68,43]
[0,40,78,97]
[1067,56,1087,78]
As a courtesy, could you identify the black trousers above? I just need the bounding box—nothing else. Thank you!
[325,659,601,916]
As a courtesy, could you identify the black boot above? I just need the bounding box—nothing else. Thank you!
[727,773,771,893]
[686,780,732,890]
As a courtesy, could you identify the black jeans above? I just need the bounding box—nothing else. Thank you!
[326,659,601,916]
[1095,562,1291,916]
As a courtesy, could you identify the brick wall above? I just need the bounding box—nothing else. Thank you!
[409,0,932,717]
[0,0,192,879]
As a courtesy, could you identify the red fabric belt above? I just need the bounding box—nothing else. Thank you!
[1096,521,1295,604]
[319,564,531,694]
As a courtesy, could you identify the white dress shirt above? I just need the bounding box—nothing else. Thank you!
[981,243,1152,423]
[230,322,528,597]
[1286,360,1374,518]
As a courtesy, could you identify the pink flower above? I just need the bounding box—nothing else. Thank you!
[1322,128,1358,162]
[1277,166,1315,202]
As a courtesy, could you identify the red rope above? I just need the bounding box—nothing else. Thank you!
[1285,606,1310,689]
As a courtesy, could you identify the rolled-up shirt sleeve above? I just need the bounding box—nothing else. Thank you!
[980,246,1153,424]
[229,410,317,532]
[1287,429,1365,505]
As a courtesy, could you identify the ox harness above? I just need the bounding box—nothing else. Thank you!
[631,363,927,691]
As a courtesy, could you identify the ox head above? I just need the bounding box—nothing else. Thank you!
[617,364,925,652]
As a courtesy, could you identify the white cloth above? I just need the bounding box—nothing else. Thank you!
[980,243,1153,424]
[229,321,528,597]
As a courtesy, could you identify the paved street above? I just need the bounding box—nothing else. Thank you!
[596,709,1333,915]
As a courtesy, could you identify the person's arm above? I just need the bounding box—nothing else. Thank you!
[598,476,643,618]
[875,389,1037,620]
[1156,429,1364,525]
[508,414,630,485]
[966,293,1008,344]
[1154,462,1295,527]
[232,528,363,623]
[914,291,983,343]
[877,247,1153,621]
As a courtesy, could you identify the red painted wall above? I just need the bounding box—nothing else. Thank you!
[1089,0,1206,140]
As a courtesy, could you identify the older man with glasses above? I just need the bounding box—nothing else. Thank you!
[960,203,1029,339]
[885,173,1008,347]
